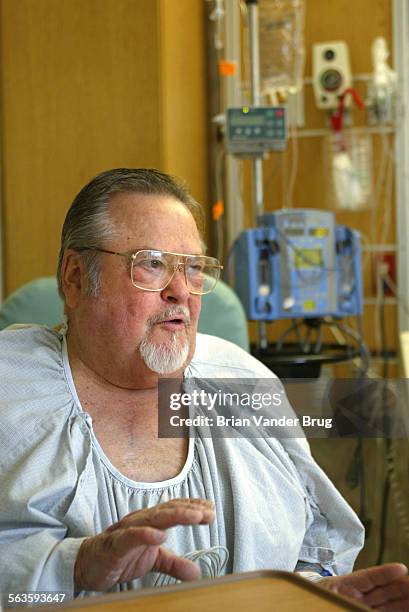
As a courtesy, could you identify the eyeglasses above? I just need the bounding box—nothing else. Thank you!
[77,247,223,295]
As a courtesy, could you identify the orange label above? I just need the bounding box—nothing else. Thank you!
[212,200,224,220]
[219,60,237,77]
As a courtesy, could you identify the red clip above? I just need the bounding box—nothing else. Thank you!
[330,88,364,133]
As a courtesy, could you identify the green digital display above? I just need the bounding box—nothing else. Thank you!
[294,248,323,269]
[285,228,304,236]
[230,114,267,127]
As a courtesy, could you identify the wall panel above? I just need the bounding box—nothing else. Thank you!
[159,0,208,213]
[0,0,208,296]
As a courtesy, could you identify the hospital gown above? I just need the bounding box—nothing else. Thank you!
[0,325,364,598]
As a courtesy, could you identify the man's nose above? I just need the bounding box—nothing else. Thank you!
[161,263,190,302]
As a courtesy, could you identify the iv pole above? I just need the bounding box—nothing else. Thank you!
[246,0,268,350]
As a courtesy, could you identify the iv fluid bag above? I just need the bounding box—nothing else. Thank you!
[259,0,305,95]
[324,131,373,212]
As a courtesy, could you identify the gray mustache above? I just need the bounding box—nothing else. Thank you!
[148,306,191,326]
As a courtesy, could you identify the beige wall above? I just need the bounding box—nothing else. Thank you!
[160,0,208,203]
[0,0,208,296]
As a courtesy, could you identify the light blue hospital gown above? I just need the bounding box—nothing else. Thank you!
[0,326,364,598]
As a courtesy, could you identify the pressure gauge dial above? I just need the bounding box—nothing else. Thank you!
[320,69,343,92]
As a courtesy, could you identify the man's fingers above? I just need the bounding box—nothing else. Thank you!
[332,564,408,594]
[322,565,409,611]
[122,503,215,531]
[141,507,214,529]
[107,527,167,557]
[358,564,408,590]
[322,576,364,602]
[153,547,201,582]
[362,577,409,608]
[166,498,214,508]
[123,498,214,520]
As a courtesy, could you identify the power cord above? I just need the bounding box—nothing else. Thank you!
[153,546,229,587]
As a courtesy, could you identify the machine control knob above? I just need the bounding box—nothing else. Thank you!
[258,284,270,297]
[282,296,295,310]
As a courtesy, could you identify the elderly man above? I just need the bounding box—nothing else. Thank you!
[0,168,408,609]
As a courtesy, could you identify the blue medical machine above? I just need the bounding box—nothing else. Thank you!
[233,209,363,321]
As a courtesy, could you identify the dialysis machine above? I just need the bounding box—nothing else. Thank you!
[233,208,363,321]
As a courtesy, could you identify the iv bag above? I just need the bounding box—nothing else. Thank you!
[324,131,373,211]
[258,0,305,96]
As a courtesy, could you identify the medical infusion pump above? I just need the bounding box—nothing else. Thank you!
[233,209,363,320]
[226,106,287,156]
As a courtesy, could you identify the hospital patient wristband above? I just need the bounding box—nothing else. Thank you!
[295,561,333,583]
[296,571,326,583]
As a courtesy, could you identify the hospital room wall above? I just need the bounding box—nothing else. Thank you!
[0,0,208,297]
[244,0,396,366]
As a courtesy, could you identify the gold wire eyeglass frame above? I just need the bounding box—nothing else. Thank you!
[76,247,223,295]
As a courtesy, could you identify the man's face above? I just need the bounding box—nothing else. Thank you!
[70,192,203,386]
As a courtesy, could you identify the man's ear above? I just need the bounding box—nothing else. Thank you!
[61,250,86,308]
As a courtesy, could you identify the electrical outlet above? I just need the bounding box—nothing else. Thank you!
[373,252,396,296]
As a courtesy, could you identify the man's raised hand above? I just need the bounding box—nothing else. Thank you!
[74,498,215,591]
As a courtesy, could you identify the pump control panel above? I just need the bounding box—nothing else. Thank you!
[226,106,287,156]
